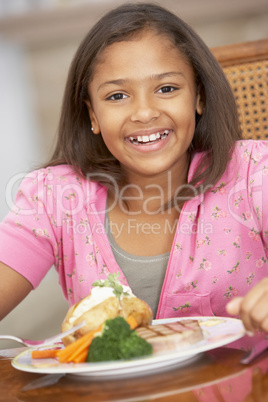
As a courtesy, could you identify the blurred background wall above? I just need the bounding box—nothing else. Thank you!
[0,0,268,348]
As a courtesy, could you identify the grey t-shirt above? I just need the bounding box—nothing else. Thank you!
[105,213,169,318]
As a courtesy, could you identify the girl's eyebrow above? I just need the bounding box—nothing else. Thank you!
[152,72,184,80]
[97,72,184,91]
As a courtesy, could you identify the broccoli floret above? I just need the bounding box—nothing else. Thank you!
[119,331,153,359]
[102,316,132,341]
[87,335,120,362]
[86,316,153,362]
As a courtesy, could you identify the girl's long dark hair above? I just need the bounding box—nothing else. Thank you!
[46,2,242,196]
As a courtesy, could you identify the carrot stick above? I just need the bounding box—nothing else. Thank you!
[66,336,94,362]
[31,349,59,359]
[66,324,103,363]
[57,332,93,363]
[73,349,88,363]
[56,324,102,363]
[126,315,138,330]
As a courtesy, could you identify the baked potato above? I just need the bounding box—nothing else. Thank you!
[61,287,153,345]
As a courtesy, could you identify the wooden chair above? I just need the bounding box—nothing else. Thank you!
[211,39,268,140]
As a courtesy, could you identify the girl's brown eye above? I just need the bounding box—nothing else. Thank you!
[159,86,177,93]
[107,93,127,101]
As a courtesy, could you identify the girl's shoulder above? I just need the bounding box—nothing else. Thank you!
[218,139,268,187]
[234,139,268,155]
[25,164,101,186]
[26,164,83,183]
[20,164,106,200]
[232,139,268,169]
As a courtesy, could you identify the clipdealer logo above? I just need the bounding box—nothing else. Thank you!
[65,217,213,237]
[4,167,266,234]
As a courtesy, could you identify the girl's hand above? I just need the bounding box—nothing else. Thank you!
[226,278,268,334]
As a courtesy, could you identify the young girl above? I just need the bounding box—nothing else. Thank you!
[0,2,267,338]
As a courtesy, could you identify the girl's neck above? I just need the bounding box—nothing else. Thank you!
[109,162,190,215]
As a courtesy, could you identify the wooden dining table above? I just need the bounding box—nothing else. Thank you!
[1,345,268,402]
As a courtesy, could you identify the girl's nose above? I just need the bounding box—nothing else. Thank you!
[130,96,160,123]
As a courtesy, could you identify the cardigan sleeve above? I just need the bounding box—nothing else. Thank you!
[0,168,58,288]
[243,140,268,251]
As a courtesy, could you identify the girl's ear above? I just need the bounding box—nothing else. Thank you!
[196,86,204,115]
[84,100,100,134]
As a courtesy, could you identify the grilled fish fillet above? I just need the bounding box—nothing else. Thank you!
[135,319,203,353]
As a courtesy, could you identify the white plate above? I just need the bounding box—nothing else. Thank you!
[12,316,245,378]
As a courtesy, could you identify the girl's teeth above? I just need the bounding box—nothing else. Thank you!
[129,130,169,144]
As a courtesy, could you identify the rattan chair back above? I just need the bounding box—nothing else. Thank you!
[211,39,268,140]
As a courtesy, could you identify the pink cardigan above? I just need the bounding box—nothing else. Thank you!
[1,140,268,326]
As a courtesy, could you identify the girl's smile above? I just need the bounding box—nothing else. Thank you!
[126,128,172,153]
[86,30,203,183]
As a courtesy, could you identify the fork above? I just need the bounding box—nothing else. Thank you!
[0,321,86,348]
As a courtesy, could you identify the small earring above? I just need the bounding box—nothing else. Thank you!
[91,127,94,132]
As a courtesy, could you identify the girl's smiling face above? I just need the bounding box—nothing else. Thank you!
[86,30,203,183]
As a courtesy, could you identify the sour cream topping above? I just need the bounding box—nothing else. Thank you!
[69,285,133,324]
